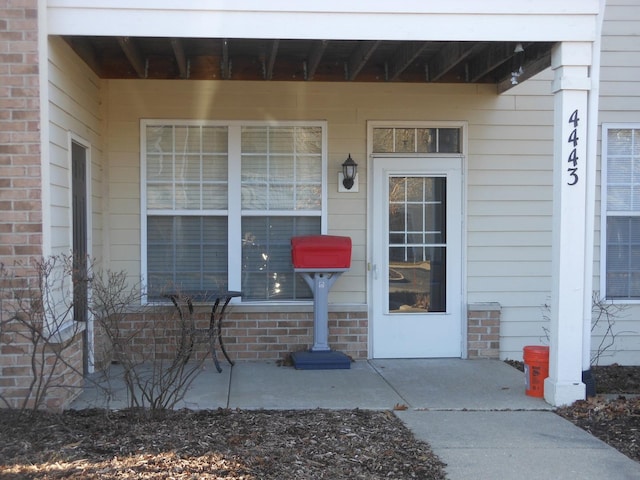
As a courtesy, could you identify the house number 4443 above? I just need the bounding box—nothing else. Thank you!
[567,109,580,186]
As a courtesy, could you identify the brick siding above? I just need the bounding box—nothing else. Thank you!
[225,311,368,361]
[0,319,85,411]
[467,303,501,359]
[103,308,369,366]
[0,1,42,265]
[104,304,503,364]
[0,2,86,412]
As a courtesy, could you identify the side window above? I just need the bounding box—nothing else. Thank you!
[602,125,640,300]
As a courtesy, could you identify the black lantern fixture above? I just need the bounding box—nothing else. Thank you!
[341,154,358,190]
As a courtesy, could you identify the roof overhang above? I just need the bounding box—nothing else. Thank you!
[45,1,601,92]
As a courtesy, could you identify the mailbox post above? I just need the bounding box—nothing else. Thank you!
[290,235,352,369]
[295,268,347,352]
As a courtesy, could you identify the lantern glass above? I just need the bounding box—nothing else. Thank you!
[342,155,357,180]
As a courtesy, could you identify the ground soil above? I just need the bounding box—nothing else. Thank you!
[1,365,638,478]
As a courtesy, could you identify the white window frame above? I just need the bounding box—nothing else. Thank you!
[140,119,328,304]
[600,122,640,303]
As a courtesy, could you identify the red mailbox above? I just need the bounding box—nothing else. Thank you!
[290,234,353,369]
[291,235,352,270]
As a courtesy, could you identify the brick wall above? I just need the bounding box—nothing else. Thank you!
[0,315,85,411]
[0,1,42,263]
[224,311,368,361]
[467,302,501,359]
[98,304,506,367]
[106,308,369,366]
[0,2,85,412]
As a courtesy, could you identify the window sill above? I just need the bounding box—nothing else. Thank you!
[45,321,86,344]
[229,303,367,314]
[145,300,367,313]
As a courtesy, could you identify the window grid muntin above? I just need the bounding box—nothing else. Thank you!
[388,175,447,263]
[146,125,229,211]
[142,120,326,303]
[241,126,322,211]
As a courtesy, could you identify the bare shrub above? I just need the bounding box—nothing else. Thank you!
[590,292,633,366]
[90,271,211,413]
[0,255,212,414]
[540,292,633,366]
[0,256,85,411]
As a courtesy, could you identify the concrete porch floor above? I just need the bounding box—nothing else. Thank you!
[70,358,550,411]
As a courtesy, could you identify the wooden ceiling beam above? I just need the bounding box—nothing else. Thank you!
[263,39,279,80]
[221,39,231,79]
[346,40,380,81]
[386,42,429,81]
[64,36,554,86]
[117,36,146,78]
[305,40,329,81]
[428,42,480,82]
[170,38,188,79]
[466,42,516,83]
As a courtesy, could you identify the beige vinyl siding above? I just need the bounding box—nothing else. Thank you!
[595,0,640,364]
[469,71,555,360]
[105,78,556,325]
[47,36,104,261]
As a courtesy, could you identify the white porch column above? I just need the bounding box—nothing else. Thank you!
[544,42,592,406]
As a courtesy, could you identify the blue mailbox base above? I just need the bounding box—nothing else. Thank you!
[291,350,351,370]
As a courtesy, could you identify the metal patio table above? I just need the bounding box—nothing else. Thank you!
[164,290,241,373]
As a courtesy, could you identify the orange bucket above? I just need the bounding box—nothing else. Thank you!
[523,345,549,397]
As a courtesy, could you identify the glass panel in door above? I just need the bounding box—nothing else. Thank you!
[388,176,446,313]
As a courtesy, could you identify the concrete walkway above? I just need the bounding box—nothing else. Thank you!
[71,359,640,479]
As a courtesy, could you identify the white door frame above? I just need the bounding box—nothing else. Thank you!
[366,121,468,358]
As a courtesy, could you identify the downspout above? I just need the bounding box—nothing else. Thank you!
[582,0,606,398]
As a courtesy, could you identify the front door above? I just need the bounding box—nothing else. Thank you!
[371,156,462,358]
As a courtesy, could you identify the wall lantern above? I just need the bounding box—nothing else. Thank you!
[340,154,358,192]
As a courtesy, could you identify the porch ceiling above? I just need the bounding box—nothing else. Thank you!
[62,36,554,93]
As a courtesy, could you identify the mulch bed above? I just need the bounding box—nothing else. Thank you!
[507,361,640,464]
[555,365,640,464]
[0,408,446,479]
[2,364,639,478]
[557,395,640,463]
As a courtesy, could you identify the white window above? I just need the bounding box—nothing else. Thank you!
[141,120,326,302]
[602,124,640,300]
